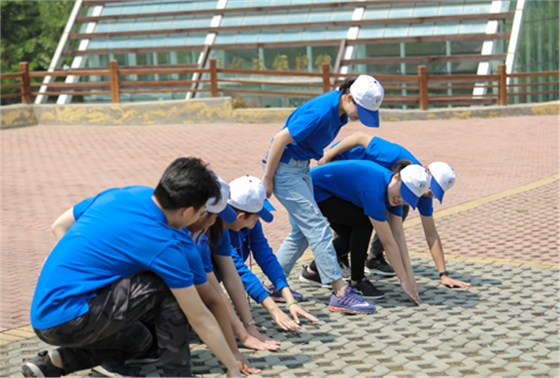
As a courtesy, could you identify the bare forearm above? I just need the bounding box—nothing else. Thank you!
[207,296,241,355]
[222,276,253,326]
[189,316,238,370]
[427,237,446,273]
[383,242,410,282]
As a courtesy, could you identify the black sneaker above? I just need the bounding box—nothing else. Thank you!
[338,259,351,279]
[351,278,385,300]
[299,264,329,288]
[22,350,63,377]
[125,348,160,365]
[365,255,396,277]
[92,362,143,377]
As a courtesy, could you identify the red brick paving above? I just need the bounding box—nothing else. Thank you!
[405,181,559,265]
[0,114,558,331]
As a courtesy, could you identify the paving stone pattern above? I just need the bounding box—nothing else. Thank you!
[1,115,558,376]
[405,181,559,265]
[3,257,558,377]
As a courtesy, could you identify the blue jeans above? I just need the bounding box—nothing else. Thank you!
[272,159,342,285]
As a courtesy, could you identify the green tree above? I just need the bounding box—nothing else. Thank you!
[1,0,74,73]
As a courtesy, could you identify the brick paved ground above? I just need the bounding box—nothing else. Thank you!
[1,114,558,376]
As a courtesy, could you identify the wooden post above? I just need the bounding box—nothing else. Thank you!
[210,58,218,97]
[322,63,331,93]
[109,60,120,103]
[417,65,428,110]
[498,64,507,106]
[19,62,31,104]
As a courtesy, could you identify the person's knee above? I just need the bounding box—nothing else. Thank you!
[125,322,153,358]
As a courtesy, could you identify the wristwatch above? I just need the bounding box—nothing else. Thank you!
[439,271,449,278]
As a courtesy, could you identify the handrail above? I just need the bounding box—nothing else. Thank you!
[1,59,558,109]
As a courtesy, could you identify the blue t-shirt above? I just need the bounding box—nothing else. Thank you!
[333,137,434,216]
[278,91,348,162]
[228,221,289,293]
[31,186,200,330]
[311,160,402,222]
[212,231,270,303]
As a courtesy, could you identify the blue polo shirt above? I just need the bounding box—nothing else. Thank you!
[311,160,402,222]
[278,90,348,162]
[30,186,200,330]
[333,137,434,216]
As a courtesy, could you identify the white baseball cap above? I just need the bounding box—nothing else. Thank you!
[228,175,275,223]
[400,164,430,209]
[349,75,384,127]
[428,162,456,203]
[205,176,237,223]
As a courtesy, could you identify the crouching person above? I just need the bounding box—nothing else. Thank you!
[22,157,241,377]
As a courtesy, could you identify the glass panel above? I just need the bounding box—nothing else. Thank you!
[408,23,434,36]
[433,23,459,35]
[358,27,384,39]
[405,41,446,56]
[384,24,410,37]
[388,6,414,18]
[459,21,487,34]
[413,5,440,17]
[450,40,483,54]
[437,5,464,16]
[363,9,390,20]
[462,3,491,15]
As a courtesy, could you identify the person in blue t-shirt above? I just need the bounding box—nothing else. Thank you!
[127,176,261,376]
[304,160,430,305]
[262,75,384,314]
[189,180,282,353]
[22,158,241,378]
[207,176,317,334]
[224,175,319,326]
[319,132,471,289]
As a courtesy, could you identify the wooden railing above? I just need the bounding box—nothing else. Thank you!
[1,59,558,110]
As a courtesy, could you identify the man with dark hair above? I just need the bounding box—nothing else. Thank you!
[22,157,241,377]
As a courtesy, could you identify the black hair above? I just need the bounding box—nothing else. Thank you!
[338,77,357,94]
[391,159,413,175]
[206,217,224,250]
[154,157,220,210]
[230,206,256,219]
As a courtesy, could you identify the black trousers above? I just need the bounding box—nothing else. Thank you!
[34,272,192,377]
[310,196,373,282]
[370,205,410,258]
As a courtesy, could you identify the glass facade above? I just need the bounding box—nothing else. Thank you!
[47,0,557,107]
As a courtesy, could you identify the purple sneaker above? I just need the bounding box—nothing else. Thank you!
[328,285,375,314]
[264,283,304,303]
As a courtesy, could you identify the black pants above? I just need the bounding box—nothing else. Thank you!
[370,205,410,258]
[34,272,192,377]
[310,196,372,282]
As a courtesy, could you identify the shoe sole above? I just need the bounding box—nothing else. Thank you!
[124,356,160,365]
[21,364,44,378]
[364,267,396,277]
[327,305,375,314]
[298,274,330,288]
[91,365,123,377]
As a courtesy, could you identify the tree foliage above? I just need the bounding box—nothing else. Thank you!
[1,0,74,73]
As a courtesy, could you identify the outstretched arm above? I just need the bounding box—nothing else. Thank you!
[370,216,419,304]
[196,281,261,375]
[171,286,240,377]
[206,272,281,352]
[318,131,373,165]
[421,216,471,289]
